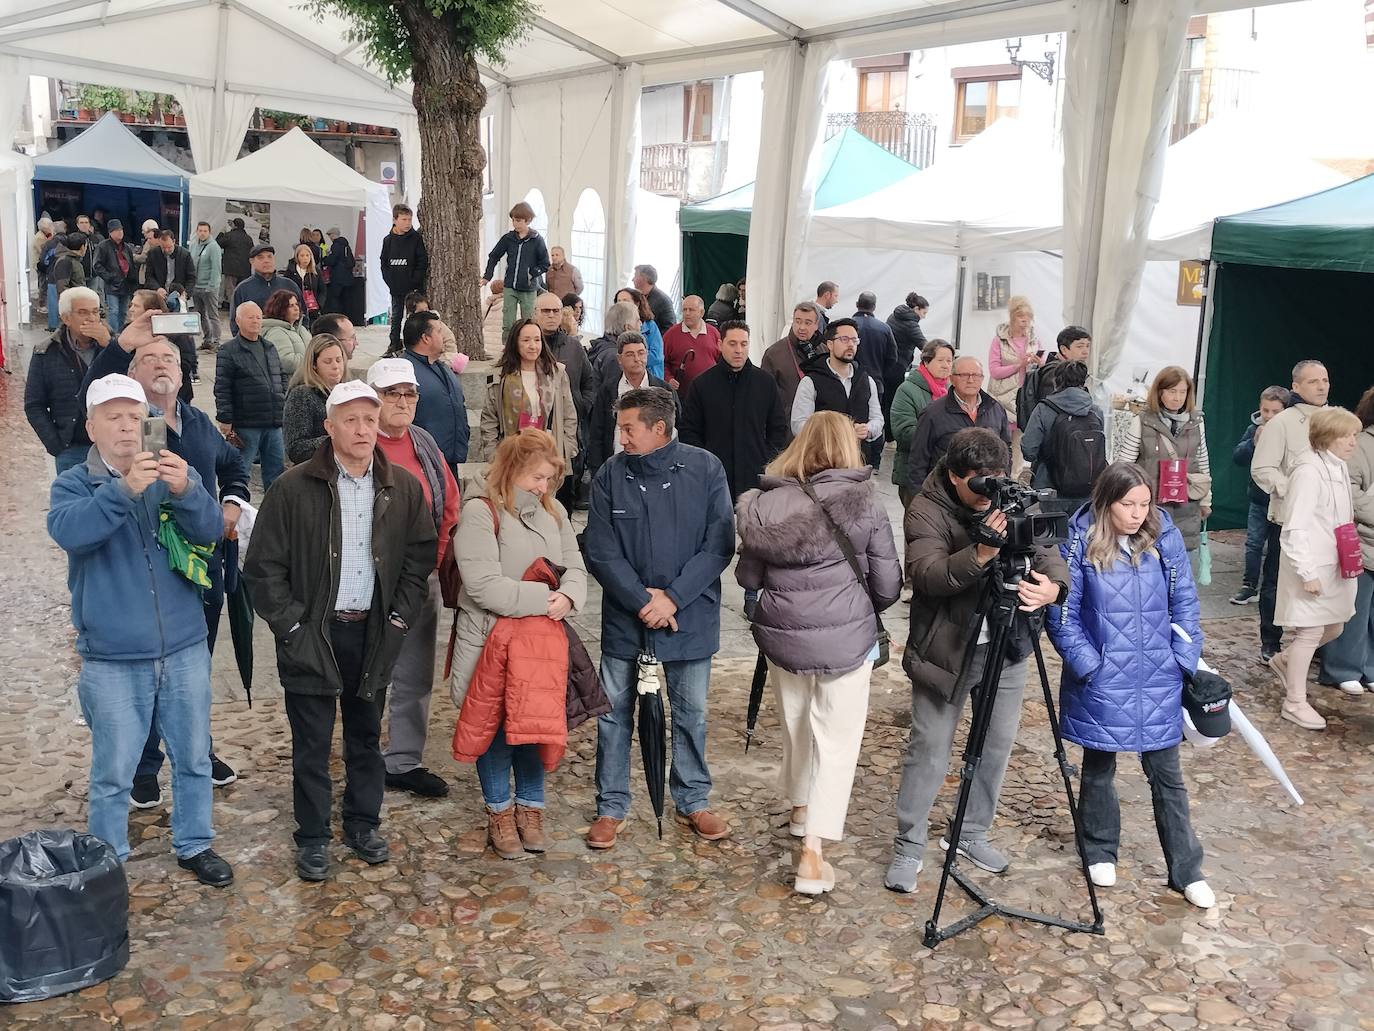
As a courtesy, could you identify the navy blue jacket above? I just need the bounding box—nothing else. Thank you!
[1048,507,1203,753]
[584,439,735,661]
[229,272,303,335]
[24,327,97,456]
[483,229,549,293]
[402,348,469,466]
[48,452,222,661]
[1232,415,1270,506]
[852,310,901,401]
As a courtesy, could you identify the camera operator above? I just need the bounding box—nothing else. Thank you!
[885,427,1067,894]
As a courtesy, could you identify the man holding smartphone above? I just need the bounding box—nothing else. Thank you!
[48,374,233,887]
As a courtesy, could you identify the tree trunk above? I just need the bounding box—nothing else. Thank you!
[403,7,487,358]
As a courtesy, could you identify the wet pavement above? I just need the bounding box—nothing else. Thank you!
[3,324,1374,1029]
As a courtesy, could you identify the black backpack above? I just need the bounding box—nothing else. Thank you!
[1042,399,1106,499]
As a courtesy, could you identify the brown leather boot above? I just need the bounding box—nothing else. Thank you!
[586,815,623,850]
[487,807,524,860]
[675,809,729,841]
[514,805,547,853]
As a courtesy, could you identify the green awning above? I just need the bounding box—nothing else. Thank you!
[678,127,919,236]
[1211,172,1374,274]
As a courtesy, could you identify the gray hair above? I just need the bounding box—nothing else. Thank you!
[714,283,738,304]
[952,354,984,374]
[617,331,646,352]
[633,264,658,285]
[58,286,100,315]
[603,300,640,338]
[614,386,676,436]
[792,301,820,319]
[1292,359,1326,382]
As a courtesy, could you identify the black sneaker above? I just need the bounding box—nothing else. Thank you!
[177,848,233,887]
[130,776,162,809]
[210,754,237,787]
[385,767,450,798]
[1230,585,1259,605]
[296,844,330,882]
[343,829,390,865]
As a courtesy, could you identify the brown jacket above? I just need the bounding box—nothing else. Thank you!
[760,335,810,416]
[903,466,1068,703]
[243,441,437,700]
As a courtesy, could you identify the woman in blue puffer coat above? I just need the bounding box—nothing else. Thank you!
[1048,462,1215,911]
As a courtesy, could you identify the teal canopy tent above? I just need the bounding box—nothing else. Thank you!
[679,128,919,304]
[1203,172,1374,527]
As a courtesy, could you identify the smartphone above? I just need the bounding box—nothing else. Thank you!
[151,312,201,336]
[141,416,167,456]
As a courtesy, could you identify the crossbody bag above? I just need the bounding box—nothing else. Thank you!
[800,483,889,667]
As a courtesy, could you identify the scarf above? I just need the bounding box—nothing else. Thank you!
[918,363,949,400]
[1159,408,1191,435]
[500,370,552,438]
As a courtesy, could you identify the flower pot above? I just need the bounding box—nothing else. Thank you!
[262,118,276,130]
[162,113,176,125]
[175,115,185,126]
[119,113,135,124]
[78,108,93,120]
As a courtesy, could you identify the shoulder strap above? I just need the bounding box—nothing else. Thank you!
[800,483,884,635]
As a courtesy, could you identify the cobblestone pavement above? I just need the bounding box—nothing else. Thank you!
[3,327,1374,1029]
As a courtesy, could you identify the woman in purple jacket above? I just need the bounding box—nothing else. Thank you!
[736,412,902,896]
[1048,462,1215,910]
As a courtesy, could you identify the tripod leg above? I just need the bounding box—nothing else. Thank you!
[1030,635,1105,931]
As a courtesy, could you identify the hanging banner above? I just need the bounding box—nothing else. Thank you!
[1177,260,1204,306]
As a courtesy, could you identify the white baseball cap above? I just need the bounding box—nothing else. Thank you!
[325,379,381,417]
[86,373,147,414]
[366,358,419,391]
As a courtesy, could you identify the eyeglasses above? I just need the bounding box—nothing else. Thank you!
[381,389,419,401]
[832,335,859,344]
[137,353,180,367]
[951,372,984,379]
[535,307,562,314]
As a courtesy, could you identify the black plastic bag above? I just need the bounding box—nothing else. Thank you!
[0,829,129,1003]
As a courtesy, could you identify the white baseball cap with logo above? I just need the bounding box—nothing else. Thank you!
[366,358,419,391]
[86,373,148,414]
[325,379,382,417]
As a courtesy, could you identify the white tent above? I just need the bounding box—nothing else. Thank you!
[0,147,33,335]
[189,128,392,320]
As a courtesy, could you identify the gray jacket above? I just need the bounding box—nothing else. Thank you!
[1348,424,1374,570]
[735,468,901,675]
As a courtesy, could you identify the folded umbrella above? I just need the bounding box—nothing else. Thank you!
[222,536,255,708]
[637,631,667,838]
[744,651,768,753]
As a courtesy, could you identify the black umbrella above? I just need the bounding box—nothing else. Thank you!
[636,631,667,838]
[222,537,255,708]
[743,651,768,753]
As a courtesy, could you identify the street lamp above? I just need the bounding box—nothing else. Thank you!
[1005,37,1057,84]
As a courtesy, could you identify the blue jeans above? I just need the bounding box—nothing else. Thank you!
[595,655,713,820]
[475,725,546,812]
[235,426,285,491]
[77,641,214,860]
[1320,569,1374,685]
[106,292,129,337]
[1243,500,1270,588]
[46,282,58,329]
[55,444,89,475]
[137,589,224,781]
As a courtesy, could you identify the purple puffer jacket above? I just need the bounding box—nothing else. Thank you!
[736,468,902,675]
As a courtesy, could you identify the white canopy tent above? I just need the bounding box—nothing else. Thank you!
[189,128,393,320]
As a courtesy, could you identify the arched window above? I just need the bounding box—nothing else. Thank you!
[570,188,607,334]
[522,187,549,236]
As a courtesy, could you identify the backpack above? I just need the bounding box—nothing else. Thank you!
[439,496,498,609]
[38,239,58,274]
[1042,399,1106,499]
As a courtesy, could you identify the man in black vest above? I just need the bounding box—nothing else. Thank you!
[788,318,883,446]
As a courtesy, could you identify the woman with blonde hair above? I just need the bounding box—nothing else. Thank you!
[284,242,322,324]
[735,411,902,895]
[1270,406,1363,729]
[987,295,1042,471]
[282,334,346,464]
[479,317,578,467]
[449,429,587,858]
[1048,461,1214,909]
[1114,365,1211,556]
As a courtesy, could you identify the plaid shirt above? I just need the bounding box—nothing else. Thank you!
[333,459,376,612]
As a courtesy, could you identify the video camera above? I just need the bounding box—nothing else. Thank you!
[968,475,1068,553]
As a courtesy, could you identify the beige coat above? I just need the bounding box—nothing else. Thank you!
[1348,425,1374,570]
[478,362,579,467]
[1275,450,1357,629]
[1250,401,1323,522]
[448,485,587,706]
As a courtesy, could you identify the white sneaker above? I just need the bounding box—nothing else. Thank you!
[1339,680,1365,695]
[1183,880,1216,909]
[1088,862,1116,887]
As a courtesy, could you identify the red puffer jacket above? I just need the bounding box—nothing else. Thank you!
[451,557,570,770]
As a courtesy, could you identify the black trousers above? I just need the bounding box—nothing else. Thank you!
[284,620,386,847]
[388,291,407,351]
[1258,520,1283,652]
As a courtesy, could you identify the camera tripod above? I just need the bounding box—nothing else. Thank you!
[923,551,1105,948]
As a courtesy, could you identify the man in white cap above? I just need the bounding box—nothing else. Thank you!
[47,374,233,886]
[244,379,436,882]
[366,358,459,798]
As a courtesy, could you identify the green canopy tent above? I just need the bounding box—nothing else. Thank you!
[1203,172,1374,527]
[679,127,920,304]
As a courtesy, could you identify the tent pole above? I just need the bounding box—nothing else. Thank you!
[952,255,967,349]
[1194,259,1215,405]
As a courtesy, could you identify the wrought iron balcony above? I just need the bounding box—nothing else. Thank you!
[826,110,937,168]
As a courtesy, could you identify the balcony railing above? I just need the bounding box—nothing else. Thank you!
[1170,66,1257,143]
[640,141,728,202]
[826,110,937,168]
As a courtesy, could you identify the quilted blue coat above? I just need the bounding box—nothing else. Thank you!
[1047,507,1203,753]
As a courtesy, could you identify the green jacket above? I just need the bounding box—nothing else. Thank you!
[262,318,311,378]
[890,368,935,487]
[187,236,222,291]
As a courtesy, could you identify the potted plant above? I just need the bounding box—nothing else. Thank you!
[128,91,154,124]
[79,84,124,119]
[161,96,179,126]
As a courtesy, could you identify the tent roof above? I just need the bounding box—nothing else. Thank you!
[680,127,917,235]
[1211,172,1374,274]
[32,111,188,191]
[190,127,383,207]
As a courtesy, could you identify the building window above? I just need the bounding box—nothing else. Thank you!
[570,188,607,334]
[855,54,910,113]
[682,82,713,143]
[951,65,1021,143]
